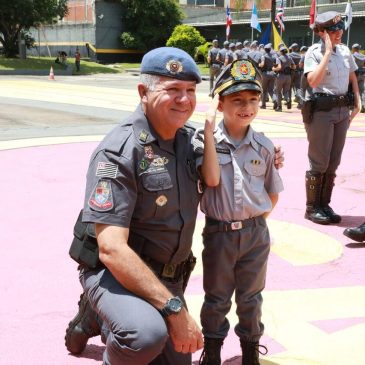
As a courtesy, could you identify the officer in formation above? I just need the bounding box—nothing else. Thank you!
[351,43,365,113]
[242,40,251,57]
[207,39,221,96]
[258,43,277,109]
[234,41,245,61]
[216,40,229,67]
[64,47,204,365]
[247,40,263,66]
[289,43,302,101]
[272,45,295,111]
[303,11,361,225]
[224,42,236,66]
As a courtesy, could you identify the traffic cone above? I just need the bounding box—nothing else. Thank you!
[49,66,55,80]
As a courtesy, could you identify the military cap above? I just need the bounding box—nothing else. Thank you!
[212,39,219,44]
[243,40,251,46]
[251,40,259,47]
[290,43,299,49]
[264,43,272,50]
[300,45,308,52]
[223,40,230,46]
[140,47,201,83]
[312,11,345,32]
[279,45,287,52]
[212,59,262,97]
[229,43,236,49]
[352,43,361,49]
[236,42,242,47]
[259,43,264,48]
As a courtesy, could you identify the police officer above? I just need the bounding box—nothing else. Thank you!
[272,45,295,111]
[207,39,221,96]
[224,42,236,66]
[64,47,204,365]
[289,43,302,102]
[351,43,365,113]
[259,43,277,109]
[216,40,229,67]
[234,41,246,61]
[303,11,361,224]
[242,40,251,58]
[247,40,262,66]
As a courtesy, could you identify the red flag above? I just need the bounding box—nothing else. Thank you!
[309,0,316,26]
[226,6,232,39]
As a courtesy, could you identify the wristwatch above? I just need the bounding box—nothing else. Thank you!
[160,296,183,318]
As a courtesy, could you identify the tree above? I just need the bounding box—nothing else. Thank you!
[166,25,206,58]
[0,0,68,57]
[119,0,183,51]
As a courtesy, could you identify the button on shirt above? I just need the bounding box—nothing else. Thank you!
[196,123,284,221]
[304,41,358,94]
[83,105,200,264]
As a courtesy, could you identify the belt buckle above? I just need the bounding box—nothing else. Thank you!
[162,263,176,278]
[231,221,243,230]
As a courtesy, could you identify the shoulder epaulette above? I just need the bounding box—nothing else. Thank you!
[253,131,275,153]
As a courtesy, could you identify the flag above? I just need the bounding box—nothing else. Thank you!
[309,0,316,26]
[276,0,285,32]
[259,22,271,45]
[250,2,261,33]
[226,6,232,39]
[272,22,287,51]
[345,0,352,30]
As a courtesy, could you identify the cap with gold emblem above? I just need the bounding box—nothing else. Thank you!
[140,47,201,83]
[212,59,262,97]
[312,11,345,33]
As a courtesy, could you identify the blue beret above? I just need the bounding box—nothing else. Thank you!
[140,47,201,83]
[212,59,262,97]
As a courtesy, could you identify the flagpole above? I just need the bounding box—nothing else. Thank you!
[311,2,316,44]
[347,26,350,47]
[251,28,254,42]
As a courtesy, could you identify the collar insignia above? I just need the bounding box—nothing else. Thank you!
[139,130,149,142]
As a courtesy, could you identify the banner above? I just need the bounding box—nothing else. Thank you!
[309,0,316,26]
[250,2,261,32]
[272,22,287,50]
[226,6,232,40]
[259,23,271,45]
[345,1,352,30]
[276,0,285,31]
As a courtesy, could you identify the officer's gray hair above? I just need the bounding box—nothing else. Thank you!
[140,74,161,91]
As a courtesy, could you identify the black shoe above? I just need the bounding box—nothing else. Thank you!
[343,222,365,242]
[275,107,282,112]
[287,101,292,110]
[273,101,278,110]
[322,205,341,223]
[240,340,268,365]
[305,207,331,225]
[260,105,266,109]
[65,293,101,355]
[199,338,224,365]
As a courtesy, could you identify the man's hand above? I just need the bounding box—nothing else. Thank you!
[274,145,284,169]
[166,308,204,354]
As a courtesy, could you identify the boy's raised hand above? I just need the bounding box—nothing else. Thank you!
[205,94,220,134]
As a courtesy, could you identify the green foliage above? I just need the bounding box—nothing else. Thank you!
[194,42,213,64]
[0,0,68,57]
[166,25,206,58]
[119,0,183,51]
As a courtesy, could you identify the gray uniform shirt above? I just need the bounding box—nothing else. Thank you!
[83,105,201,264]
[194,123,284,221]
[304,41,357,94]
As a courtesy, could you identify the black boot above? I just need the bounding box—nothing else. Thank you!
[321,173,341,223]
[65,293,101,354]
[199,337,224,365]
[304,171,331,225]
[343,222,365,242]
[240,340,268,365]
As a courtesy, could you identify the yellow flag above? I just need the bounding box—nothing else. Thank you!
[272,21,287,51]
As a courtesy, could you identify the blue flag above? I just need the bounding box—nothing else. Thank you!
[259,22,271,45]
[250,2,261,32]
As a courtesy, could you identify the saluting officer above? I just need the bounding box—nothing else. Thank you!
[303,11,361,224]
[258,43,277,109]
[272,45,295,111]
[351,43,365,113]
[207,39,221,96]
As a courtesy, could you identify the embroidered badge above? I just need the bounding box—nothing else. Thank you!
[144,146,154,160]
[151,156,169,167]
[139,130,149,142]
[166,59,183,75]
[231,60,256,82]
[96,162,118,178]
[156,195,168,207]
[88,180,114,211]
[139,158,149,171]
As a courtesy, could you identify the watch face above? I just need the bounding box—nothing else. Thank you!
[168,297,182,313]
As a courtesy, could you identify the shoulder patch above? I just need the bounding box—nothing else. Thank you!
[253,131,275,153]
[88,179,114,212]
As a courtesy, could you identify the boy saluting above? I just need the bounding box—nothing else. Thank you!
[194,59,284,365]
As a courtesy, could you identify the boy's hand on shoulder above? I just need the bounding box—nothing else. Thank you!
[205,94,220,134]
[274,145,284,169]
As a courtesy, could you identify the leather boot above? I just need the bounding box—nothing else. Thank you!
[304,171,331,225]
[343,222,365,242]
[65,292,101,354]
[321,173,341,223]
[240,340,268,365]
[199,337,224,365]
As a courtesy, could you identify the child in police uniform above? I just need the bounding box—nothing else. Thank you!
[194,59,284,365]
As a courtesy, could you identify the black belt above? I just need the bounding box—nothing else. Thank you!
[204,216,258,234]
[142,255,189,282]
[313,93,350,108]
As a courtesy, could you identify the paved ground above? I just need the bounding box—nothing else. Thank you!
[1,74,365,365]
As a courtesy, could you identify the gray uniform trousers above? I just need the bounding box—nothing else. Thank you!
[209,64,221,93]
[200,216,270,342]
[261,71,276,106]
[304,106,349,174]
[274,74,291,108]
[357,74,365,105]
[80,267,190,365]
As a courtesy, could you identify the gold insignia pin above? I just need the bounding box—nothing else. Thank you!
[139,130,149,142]
[156,195,168,207]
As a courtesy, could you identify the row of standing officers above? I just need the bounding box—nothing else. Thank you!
[207,39,365,113]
